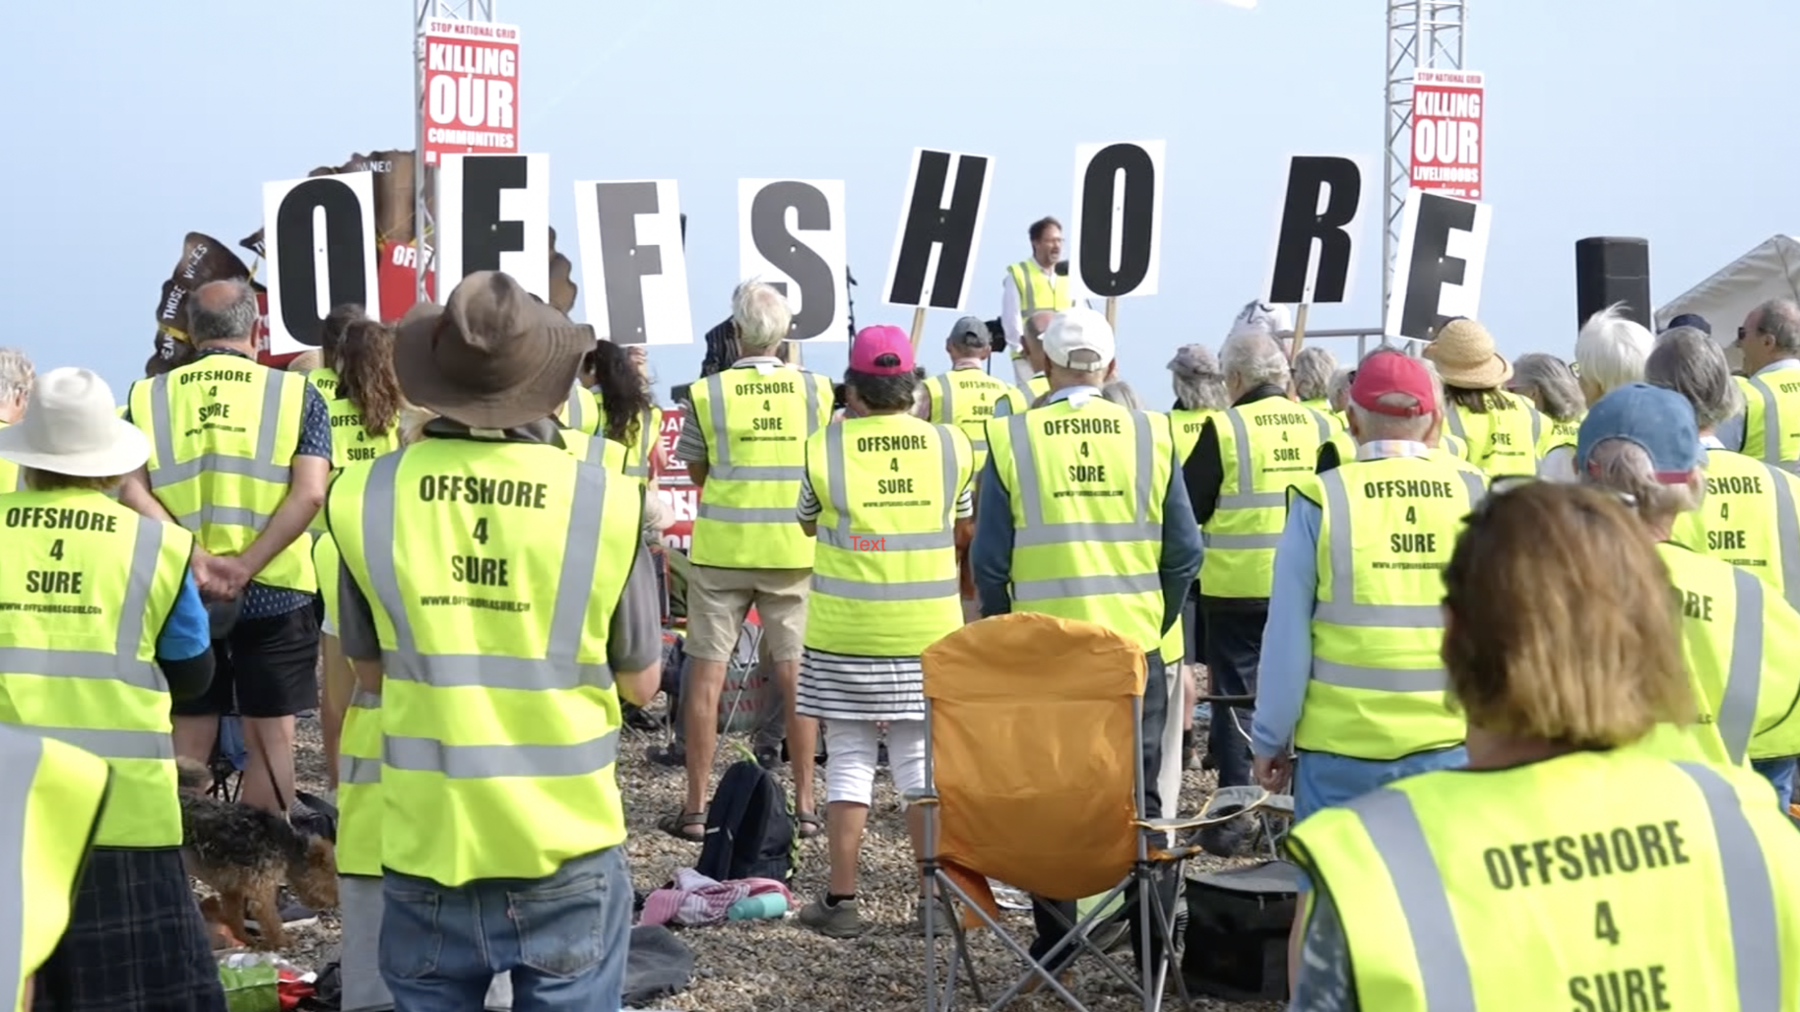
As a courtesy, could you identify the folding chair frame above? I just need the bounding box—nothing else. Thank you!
[908,692,1203,1012]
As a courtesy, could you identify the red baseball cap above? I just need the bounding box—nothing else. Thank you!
[849,325,915,376]
[1350,351,1437,416]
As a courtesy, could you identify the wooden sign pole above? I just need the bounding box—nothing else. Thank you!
[1288,303,1312,360]
[1104,297,1119,333]
[909,306,927,350]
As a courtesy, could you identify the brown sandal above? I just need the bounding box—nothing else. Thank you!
[658,810,705,842]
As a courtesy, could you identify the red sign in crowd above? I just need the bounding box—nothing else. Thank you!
[421,19,522,166]
[650,408,698,551]
[1409,69,1485,200]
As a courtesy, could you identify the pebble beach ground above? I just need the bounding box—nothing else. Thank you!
[282,712,1285,1012]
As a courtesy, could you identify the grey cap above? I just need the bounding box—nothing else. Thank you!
[1167,344,1221,379]
[949,315,989,349]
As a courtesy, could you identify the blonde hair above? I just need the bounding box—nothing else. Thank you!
[1441,482,1694,748]
[22,469,120,492]
[286,350,325,373]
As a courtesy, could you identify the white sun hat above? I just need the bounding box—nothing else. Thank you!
[0,367,149,477]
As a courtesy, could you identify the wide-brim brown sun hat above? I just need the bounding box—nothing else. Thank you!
[1423,317,1513,389]
[394,270,591,430]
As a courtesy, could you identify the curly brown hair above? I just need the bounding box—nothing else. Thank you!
[335,320,403,437]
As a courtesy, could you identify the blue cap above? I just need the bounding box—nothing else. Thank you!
[1665,313,1711,336]
[1575,383,1705,481]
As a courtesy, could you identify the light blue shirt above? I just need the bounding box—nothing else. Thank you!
[157,571,211,662]
[1249,440,1434,759]
[1715,358,1800,452]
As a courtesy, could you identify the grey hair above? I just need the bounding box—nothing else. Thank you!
[187,279,260,343]
[1348,395,1435,442]
[731,279,793,350]
[1574,303,1654,396]
[1168,344,1228,411]
[1024,310,1056,342]
[1509,353,1585,422]
[1292,347,1338,401]
[0,347,34,404]
[1220,331,1291,390]
[1326,367,1354,410]
[1100,380,1146,410]
[1645,327,1744,432]
[1582,437,1705,525]
[1753,298,1800,355]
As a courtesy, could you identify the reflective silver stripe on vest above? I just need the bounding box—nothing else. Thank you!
[1008,410,1159,548]
[566,385,587,431]
[1015,262,1042,314]
[622,409,655,478]
[359,452,615,695]
[338,689,384,785]
[1312,467,1485,633]
[1217,409,1287,511]
[0,734,39,1004]
[1746,376,1783,466]
[40,726,174,760]
[1763,461,1800,611]
[0,517,168,694]
[174,505,276,531]
[146,371,292,488]
[702,371,820,482]
[1674,761,1781,1006]
[385,731,620,779]
[935,375,954,426]
[1344,787,1479,1011]
[1716,566,1766,765]
[1444,404,1467,441]
[1528,405,1542,445]
[813,423,959,600]
[584,435,610,468]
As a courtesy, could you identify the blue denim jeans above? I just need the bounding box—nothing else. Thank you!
[1751,756,1797,816]
[380,846,632,1012]
[1292,746,1469,893]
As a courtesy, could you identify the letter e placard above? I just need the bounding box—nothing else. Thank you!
[1384,189,1493,342]
[435,153,551,302]
[262,171,380,357]
[1068,141,1166,299]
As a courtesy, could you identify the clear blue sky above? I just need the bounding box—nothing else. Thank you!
[1,0,1790,403]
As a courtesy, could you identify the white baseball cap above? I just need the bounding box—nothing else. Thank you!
[1229,299,1293,338]
[1042,308,1116,372]
[0,367,149,477]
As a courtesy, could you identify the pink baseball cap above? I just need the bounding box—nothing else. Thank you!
[849,325,915,376]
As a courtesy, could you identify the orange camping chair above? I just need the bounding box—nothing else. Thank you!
[909,613,1207,1012]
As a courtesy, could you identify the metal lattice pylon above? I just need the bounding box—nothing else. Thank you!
[413,1,500,301]
[1381,0,1469,316]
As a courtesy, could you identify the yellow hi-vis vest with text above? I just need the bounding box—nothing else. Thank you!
[621,405,663,482]
[1007,260,1074,332]
[1736,371,1800,470]
[1291,457,1485,760]
[559,381,601,436]
[309,530,382,878]
[328,440,642,886]
[1299,398,1347,433]
[0,490,192,847]
[1285,750,1800,1012]
[1,726,109,1012]
[1161,408,1215,664]
[1443,390,1542,476]
[986,397,1174,652]
[1671,447,1800,611]
[925,368,1026,475]
[1535,411,1583,459]
[688,366,831,569]
[1201,400,1332,599]
[1641,543,1800,767]
[804,414,971,656]
[128,356,317,592]
[306,367,402,470]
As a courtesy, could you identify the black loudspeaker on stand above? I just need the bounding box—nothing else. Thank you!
[1575,238,1652,331]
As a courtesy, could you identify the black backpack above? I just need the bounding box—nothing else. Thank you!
[694,759,795,883]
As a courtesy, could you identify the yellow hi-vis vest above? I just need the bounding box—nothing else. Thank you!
[1443,391,1542,476]
[0,421,23,491]
[313,527,341,637]
[1736,371,1800,470]
[621,406,663,482]
[925,368,1026,475]
[561,429,631,475]
[803,414,971,656]
[1643,543,1800,767]
[1671,447,1800,611]
[328,440,641,886]
[1,727,109,1012]
[688,366,831,569]
[986,397,1174,652]
[558,381,601,436]
[1291,457,1486,760]
[1201,400,1332,599]
[1299,399,1347,433]
[1007,260,1074,333]
[1535,411,1583,459]
[1026,374,1050,401]
[1285,750,1800,1012]
[1439,431,1469,462]
[0,490,192,846]
[128,357,317,593]
[305,367,402,470]
[1161,407,1216,663]
[310,530,382,878]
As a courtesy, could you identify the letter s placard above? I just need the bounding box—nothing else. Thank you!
[738,179,849,343]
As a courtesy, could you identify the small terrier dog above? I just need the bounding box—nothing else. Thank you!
[176,757,338,950]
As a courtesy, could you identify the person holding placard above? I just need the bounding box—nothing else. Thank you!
[999,217,1078,391]
[1504,352,1585,481]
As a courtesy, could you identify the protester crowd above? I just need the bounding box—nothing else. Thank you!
[4,216,1800,1012]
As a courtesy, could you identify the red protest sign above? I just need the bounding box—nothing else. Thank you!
[421,19,521,167]
[1409,69,1484,200]
[377,241,435,323]
[652,407,696,552]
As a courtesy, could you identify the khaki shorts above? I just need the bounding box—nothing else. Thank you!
[686,564,810,663]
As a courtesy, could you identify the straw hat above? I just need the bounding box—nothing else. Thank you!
[1422,318,1512,389]
[0,367,149,476]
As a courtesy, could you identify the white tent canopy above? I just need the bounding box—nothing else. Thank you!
[1656,234,1800,344]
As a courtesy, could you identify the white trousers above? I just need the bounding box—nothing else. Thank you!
[824,719,929,805]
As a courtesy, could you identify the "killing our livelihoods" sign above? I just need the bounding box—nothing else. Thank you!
[421,19,521,167]
[1409,69,1484,200]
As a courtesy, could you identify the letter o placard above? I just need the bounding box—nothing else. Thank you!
[260,171,380,356]
[1068,140,1166,300]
